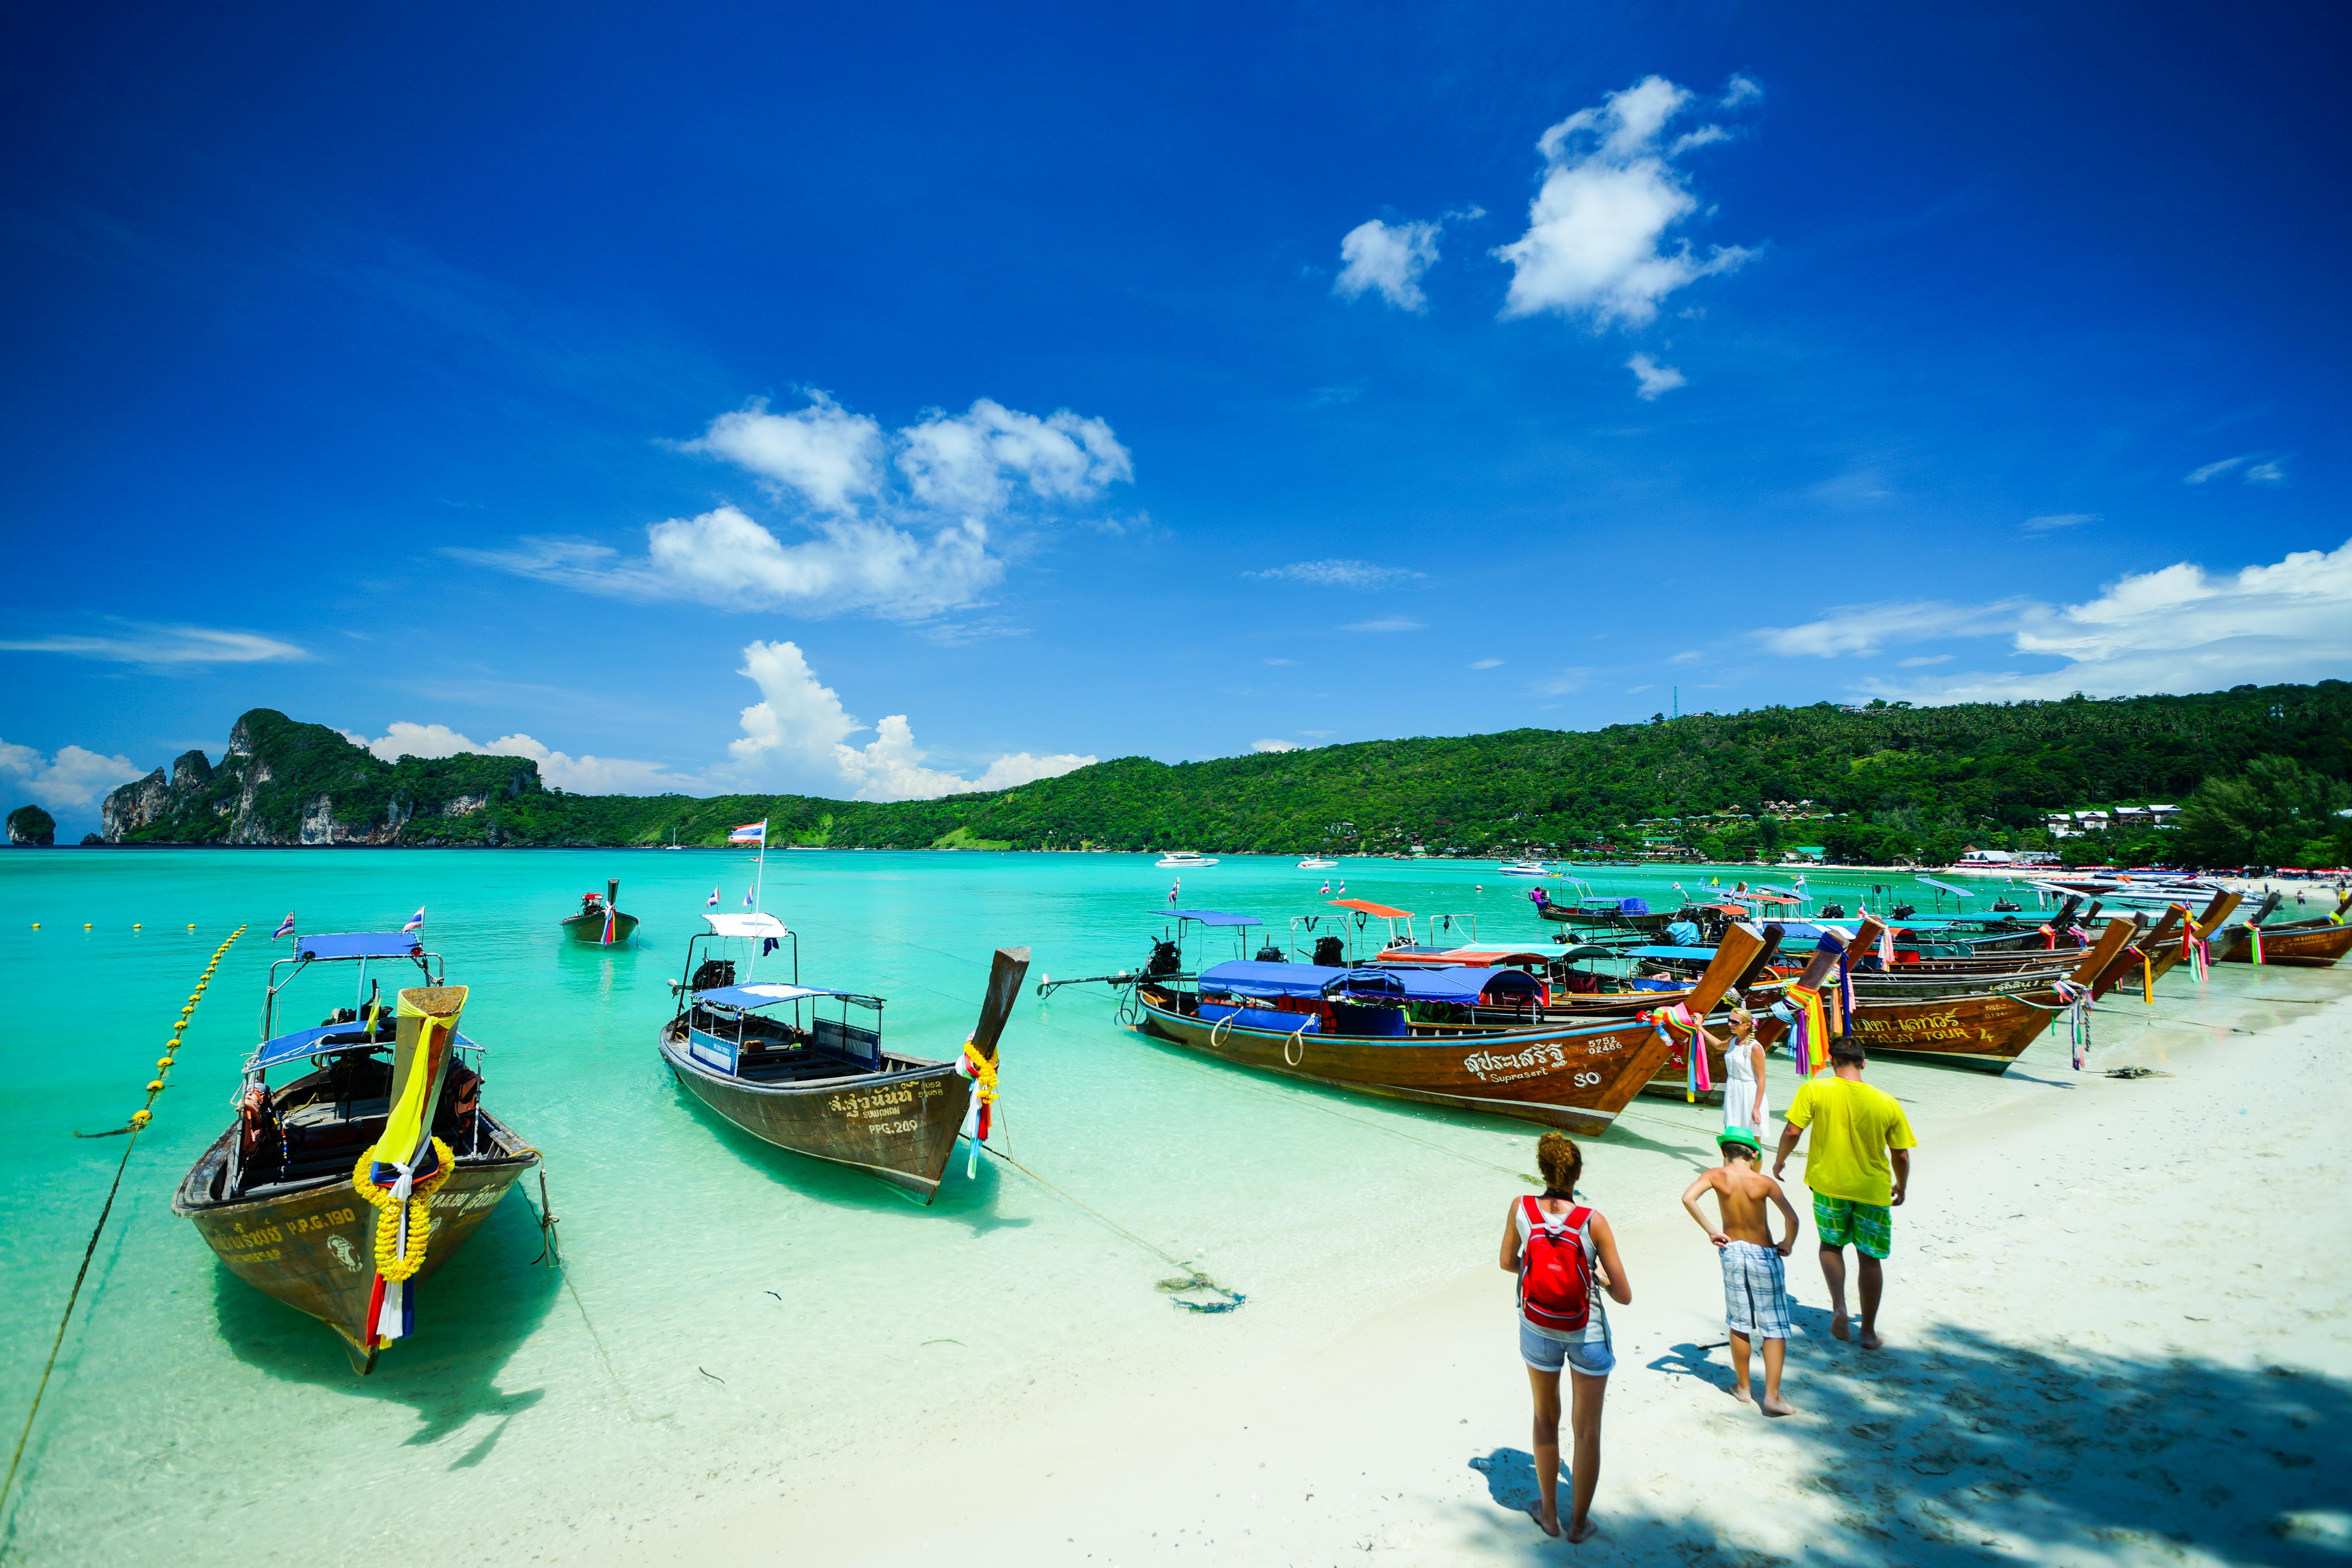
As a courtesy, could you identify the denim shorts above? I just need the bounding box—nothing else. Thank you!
[1519,1314,1616,1377]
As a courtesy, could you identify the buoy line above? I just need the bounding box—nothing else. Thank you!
[2,925,247,1537]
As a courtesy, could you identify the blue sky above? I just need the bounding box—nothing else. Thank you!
[4,1,2347,830]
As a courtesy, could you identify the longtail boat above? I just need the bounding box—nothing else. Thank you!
[1131,923,1768,1133]
[173,932,537,1374]
[1836,916,2138,1073]
[560,878,639,945]
[2218,891,2352,967]
[658,912,1029,1201]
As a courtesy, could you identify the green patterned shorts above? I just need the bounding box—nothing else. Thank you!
[1812,1192,1891,1259]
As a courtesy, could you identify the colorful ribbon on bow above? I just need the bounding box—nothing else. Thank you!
[1646,1004,1711,1102]
[957,1038,999,1176]
[1785,987,1832,1079]
[2050,979,2091,1070]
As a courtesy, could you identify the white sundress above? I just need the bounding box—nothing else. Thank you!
[1721,1037,1768,1134]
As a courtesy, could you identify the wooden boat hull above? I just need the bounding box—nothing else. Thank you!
[659,1032,974,1201]
[1844,988,2063,1073]
[172,1119,537,1370]
[2219,922,2352,967]
[1133,987,1672,1134]
[560,911,640,944]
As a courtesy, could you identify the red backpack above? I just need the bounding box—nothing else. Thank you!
[1518,1196,1596,1332]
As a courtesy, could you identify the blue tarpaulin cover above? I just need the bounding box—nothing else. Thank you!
[1166,909,1260,927]
[249,1023,478,1073]
[1624,946,1722,962]
[294,932,424,961]
[695,983,851,1010]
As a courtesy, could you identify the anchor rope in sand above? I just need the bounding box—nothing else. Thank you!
[979,1145,1245,1313]
[4,926,247,1534]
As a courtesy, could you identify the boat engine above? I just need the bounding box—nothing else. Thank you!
[1818,902,1846,919]
[1144,938,1182,977]
[1312,934,1346,967]
[1890,903,1916,920]
[691,958,737,991]
[1254,941,1285,963]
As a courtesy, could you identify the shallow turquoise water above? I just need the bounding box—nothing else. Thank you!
[0,850,2044,1563]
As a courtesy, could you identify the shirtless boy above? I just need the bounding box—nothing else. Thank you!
[1679,1127,1801,1415]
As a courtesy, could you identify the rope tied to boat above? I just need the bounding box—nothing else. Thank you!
[1283,1019,1310,1067]
[2046,979,2093,1069]
[5,924,247,1531]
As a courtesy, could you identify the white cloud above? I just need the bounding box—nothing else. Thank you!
[2184,456,2247,485]
[1252,739,1303,753]
[1263,657,1296,666]
[1334,218,1443,311]
[1820,538,2352,703]
[897,399,1132,514]
[1897,654,1953,667]
[1528,667,1593,695]
[680,394,882,513]
[1719,74,1764,108]
[2243,459,2288,488]
[343,721,695,794]
[1494,76,1756,326]
[1668,649,1704,664]
[0,739,145,809]
[1247,559,1425,589]
[0,624,308,666]
[1626,353,1686,399]
[455,390,1132,622]
[1756,598,2031,658]
[1344,617,1425,633]
[728,639,1093,801]
[1469,657,1504,670]
[2022,512,2099,534]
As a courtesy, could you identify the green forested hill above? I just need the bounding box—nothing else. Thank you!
[92,682,2352,866]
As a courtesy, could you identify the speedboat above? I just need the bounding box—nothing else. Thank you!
[1157,851,1218,869]
[1497,860,1548,877]
[1297,857,1338,869]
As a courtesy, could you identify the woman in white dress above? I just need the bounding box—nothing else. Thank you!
[1720,1006,1768,1137]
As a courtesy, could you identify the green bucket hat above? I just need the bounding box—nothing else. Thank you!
[1717,1126,1762,1153]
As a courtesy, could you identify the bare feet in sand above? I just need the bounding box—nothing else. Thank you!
[1830,1312,1850,1341]
[1858,1328,1884,1350]
[1567,1515,1599,1544]
[1525,1500,1560,1538]
[1762,1394,1798,1416]
[1731,1383,1754,1405]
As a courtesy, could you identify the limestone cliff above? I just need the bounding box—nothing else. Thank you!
[101,709,541,846]
[7,805,56,846]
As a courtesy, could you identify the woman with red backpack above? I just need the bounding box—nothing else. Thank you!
[1499,1131,1633,1543]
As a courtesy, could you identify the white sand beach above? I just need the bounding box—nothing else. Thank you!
[570,960,2351,1568]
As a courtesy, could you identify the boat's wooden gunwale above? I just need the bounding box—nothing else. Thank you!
[2218,922,2352,967]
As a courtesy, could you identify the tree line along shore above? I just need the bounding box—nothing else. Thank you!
[47,682,2352,868]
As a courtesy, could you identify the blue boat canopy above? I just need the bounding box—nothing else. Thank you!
[1167,909,1259,927]
[695,982,853,1011]
[249,1022,477,1073]
[1198,960,1541,1004]
[294,932,424,961]
[1624,945,1722,962]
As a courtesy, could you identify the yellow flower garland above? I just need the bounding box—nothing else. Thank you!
[351,1137,454,1283]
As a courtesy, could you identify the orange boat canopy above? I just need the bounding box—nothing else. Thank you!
[1328,898,1414,918]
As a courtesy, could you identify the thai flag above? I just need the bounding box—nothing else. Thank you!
[743,887,755,908]
[1320,879,1330,895]
[729,820,767,845]
[401,906,426,933]
[272,911,296,939]
[1167,880,1179,906]
[1337,879,1346,895]
[706,887,720,907]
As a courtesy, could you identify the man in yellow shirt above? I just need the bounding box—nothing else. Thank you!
[1773,1035,1916,1349]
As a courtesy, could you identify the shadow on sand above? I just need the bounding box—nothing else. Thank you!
[1460,1325,2349,1563]
[210,1191,559,1460]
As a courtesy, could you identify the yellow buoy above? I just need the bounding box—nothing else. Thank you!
[156,1057,173,1069]
[145,1079,165,1093]
[187,923,196,930]
[133,924,142,931]
[83,923,91,930]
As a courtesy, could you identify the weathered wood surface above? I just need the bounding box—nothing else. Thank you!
[174,1116,536,1368]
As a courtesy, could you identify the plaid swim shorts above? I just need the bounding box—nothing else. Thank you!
[1719,1241,1791,1340]
[1813,1192,1892,1259]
